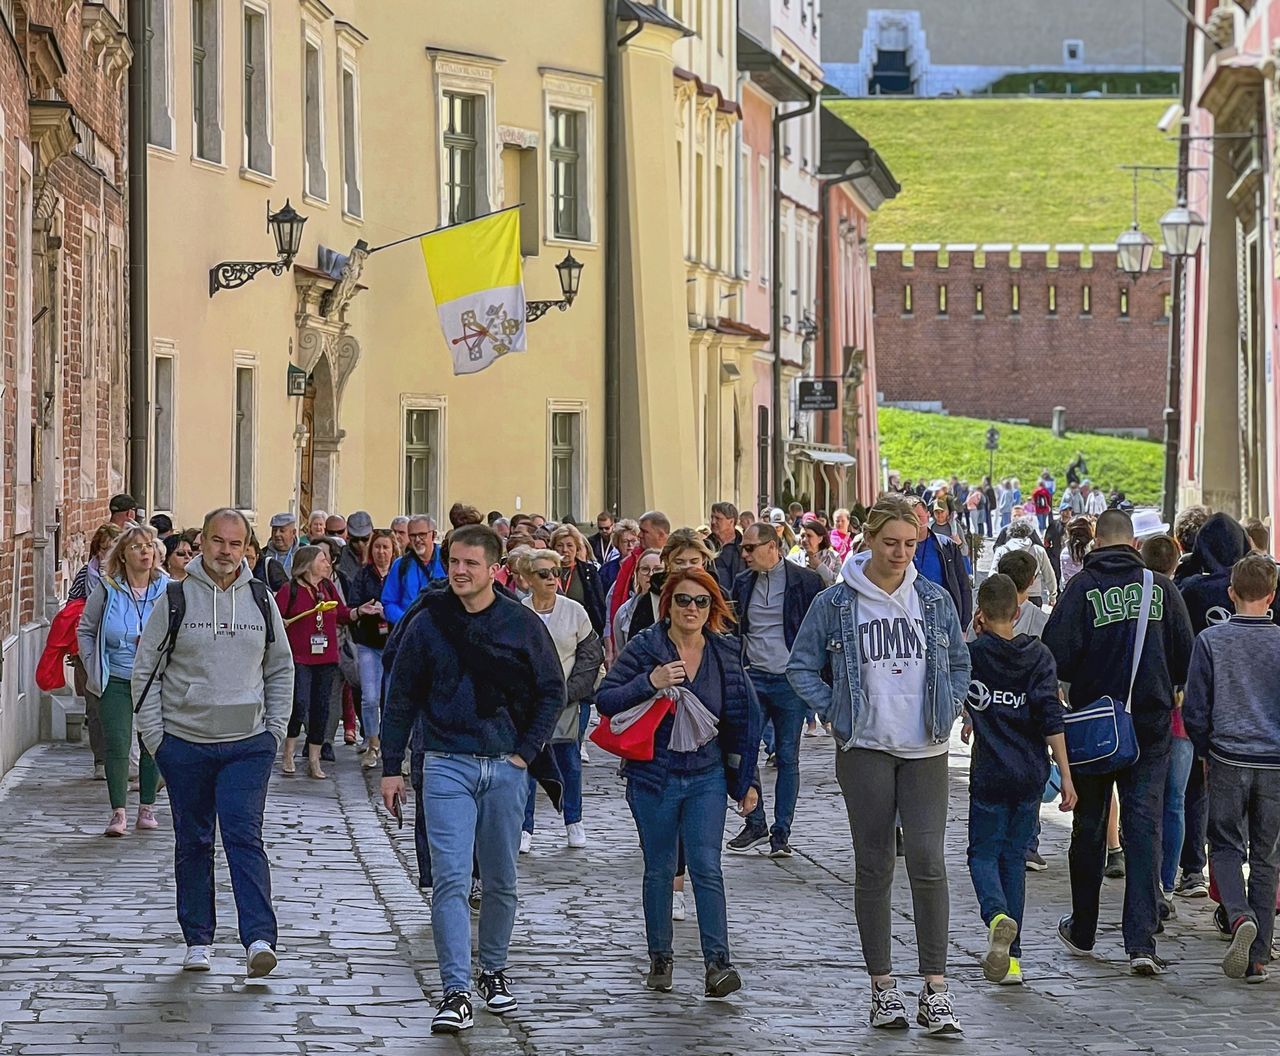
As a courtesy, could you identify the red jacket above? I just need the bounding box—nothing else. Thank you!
[36,599,86,691]
[1033,487,1053,516]
[275,579,353,666]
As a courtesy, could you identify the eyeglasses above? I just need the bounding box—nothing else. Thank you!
[126,543,152,554]
[409,532,434,541]
[673,593,712,610]
[531,568,559,580]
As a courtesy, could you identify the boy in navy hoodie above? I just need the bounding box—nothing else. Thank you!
[964,575,1077,985]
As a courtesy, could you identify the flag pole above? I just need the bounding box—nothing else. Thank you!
[366,204,524,255]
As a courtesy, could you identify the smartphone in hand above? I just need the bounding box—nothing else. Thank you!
[393,793,404,830]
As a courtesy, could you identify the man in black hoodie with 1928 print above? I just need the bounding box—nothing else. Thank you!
[1042,510,1194,976]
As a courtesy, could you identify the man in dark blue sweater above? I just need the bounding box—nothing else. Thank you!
[381,525,565,1035]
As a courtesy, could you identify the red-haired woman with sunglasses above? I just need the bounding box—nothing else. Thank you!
[596,566,760,1000]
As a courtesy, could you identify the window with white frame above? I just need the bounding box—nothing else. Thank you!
[739,142,751,278]
[243,3,272,175]
[233,361,256,510]
[192,0,222,163]
[1064,39,1084,64]
[152,345,177,514]
[758,156,768,285]
[148,0,174,148]
[340,61,362,216]
[81,228,99,496]
[16,145,33,533]
[402,399,444,516]
[548,406,585,523]
[303,36,327,199]
[549,108,583,240]
[442,90,480,224]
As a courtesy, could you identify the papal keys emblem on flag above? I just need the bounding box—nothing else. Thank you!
[419,208,527,376]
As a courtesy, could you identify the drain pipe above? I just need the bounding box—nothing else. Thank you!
[605,2,641,517]
[770,91,816,505]
[127,0,149,507]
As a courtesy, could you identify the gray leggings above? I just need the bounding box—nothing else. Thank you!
[835,748,950,976]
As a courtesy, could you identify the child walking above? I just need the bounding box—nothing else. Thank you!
[1183,552,1280,982]
[964,574,1077,985]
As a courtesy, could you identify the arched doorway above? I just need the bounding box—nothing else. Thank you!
[301,352,338,517]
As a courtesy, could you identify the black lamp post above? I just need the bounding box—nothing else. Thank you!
[209,199,309,296]
[526,251,584,322]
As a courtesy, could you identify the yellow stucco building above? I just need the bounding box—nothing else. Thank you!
[147,0,606,530]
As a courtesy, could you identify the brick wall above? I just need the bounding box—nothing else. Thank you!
[1,1,129,636]
[871,245,1170,436]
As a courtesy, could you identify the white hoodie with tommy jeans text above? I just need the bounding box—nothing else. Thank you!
[841,550,946,759]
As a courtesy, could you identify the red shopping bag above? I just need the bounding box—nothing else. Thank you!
[589,695,675,762]
[36,598,85,692]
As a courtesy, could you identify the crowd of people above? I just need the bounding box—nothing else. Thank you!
[46,475,1280,1037]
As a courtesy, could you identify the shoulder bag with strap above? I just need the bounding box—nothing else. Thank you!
[1063,569,1152,776]
[133,577,276,713]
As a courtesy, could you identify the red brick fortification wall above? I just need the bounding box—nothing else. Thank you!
[871,244,1170,437]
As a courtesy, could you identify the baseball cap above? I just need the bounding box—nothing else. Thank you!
[768,508,786,525]
[269,512,296,529]
[347,510,374,537]
[109,493,137,514]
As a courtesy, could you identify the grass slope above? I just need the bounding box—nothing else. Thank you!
[827,98,1179,246]
[877,406,1163,504]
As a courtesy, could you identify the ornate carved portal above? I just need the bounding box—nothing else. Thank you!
[293,245,367,514]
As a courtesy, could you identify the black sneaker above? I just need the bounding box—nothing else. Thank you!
[431,991,473,1034]
[468,878,482,914]
[476,970,517,1014]
[1175,870,1209,898]
[1104,848,1126,878]
[320,743,336,763]
[726,825,769,854]
[1129,952,1169,977]
[768,834,793,859]
[704,963,742,998]
[1025,851,1048,872]
[1158,892,1176,922]
[1214,903,1233,940]
[645,955,674,992]
[1056,914,1094,957]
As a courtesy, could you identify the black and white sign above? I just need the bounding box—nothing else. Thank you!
[797,380,839,413]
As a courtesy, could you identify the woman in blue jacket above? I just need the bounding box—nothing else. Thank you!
[787,494,970,1036]
[76,525,170,837]
[596,566,760,1000]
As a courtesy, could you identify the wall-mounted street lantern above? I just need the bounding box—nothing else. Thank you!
[209,199,309,297]
[1116,222,1156,281]
[1158,198,1205,259]
[286,363,308,398]
[526,251,584,322]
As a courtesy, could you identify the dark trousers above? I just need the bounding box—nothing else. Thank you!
[1066,738,1169,956]
[968,797,1039,958]
[1207,760,1280,963]
[288,662,338,745]
[1181,753,1209,875]
[155,731,278,948]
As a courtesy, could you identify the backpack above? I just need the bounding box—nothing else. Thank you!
[133,578,277,713]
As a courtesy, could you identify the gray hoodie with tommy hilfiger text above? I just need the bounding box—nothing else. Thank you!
[132,557,294,756]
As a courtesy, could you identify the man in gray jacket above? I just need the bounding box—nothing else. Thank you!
[133,507,294,978]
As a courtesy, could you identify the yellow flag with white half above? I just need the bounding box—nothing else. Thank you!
[419,209,526,375]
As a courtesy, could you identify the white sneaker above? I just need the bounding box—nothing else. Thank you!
[869,980,909,1029]
[246,940,277,979]
[566,822,587,848]
[672,889,687,921]
[916,984,962,1035]
[183,945,212,972]
[579,743,590,763]
[519,830,532,855]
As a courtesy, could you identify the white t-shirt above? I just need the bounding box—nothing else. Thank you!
[521,594,593,679]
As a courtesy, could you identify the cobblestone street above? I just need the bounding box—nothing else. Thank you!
[2,736,1277,1055]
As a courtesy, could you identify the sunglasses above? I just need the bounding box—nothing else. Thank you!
[740,541,774,555]
[531,568,559,580]
[673,593,712,610]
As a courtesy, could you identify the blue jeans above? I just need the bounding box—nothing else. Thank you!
[1161,736,1195,892]
[627,767,732,967]
[154,731,278,949]
[968,796,1039,958]
[745,670,807,842]
[355,644,383,739]
[578,701,591,740]
[524,741,582,831]
[422,752,529,995]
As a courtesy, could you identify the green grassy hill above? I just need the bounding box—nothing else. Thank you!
[827,98,1178,246]
[877,406,1163,505]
